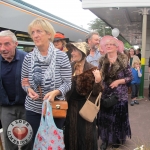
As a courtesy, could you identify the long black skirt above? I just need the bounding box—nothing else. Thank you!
[64,99,98,150]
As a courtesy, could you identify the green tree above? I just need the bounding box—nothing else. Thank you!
[88,18,131,49]
[88,18,111,36]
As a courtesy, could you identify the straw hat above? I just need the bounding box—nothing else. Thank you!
[117,40,124,53]
[66,42,89,56]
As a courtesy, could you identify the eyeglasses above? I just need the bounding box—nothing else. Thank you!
[105,44,116,47]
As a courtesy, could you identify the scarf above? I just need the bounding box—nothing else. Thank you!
[99,52,128,85]
[31,42,56,95]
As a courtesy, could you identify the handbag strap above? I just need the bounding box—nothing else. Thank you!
[87,91,92,100]
[95,92,102,107]
[87,91,102,107]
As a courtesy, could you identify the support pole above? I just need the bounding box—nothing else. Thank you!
[139,8,149,98]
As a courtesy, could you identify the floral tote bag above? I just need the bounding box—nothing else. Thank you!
[33,100,65,150]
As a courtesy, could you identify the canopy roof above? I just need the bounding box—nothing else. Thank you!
[82,0,150,46]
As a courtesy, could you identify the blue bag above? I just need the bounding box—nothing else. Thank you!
[33,100,65,150]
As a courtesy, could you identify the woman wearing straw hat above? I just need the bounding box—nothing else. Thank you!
[98,36,132,150]
[64,42,102,150]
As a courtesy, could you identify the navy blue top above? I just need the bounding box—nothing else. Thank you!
[0,49,27,106]
[1,54,17,102]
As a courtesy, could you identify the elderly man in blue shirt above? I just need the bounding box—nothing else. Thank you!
[0,30,30,150]
[86,32,101,67]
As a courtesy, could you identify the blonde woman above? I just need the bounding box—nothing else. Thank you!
[21,18,72,148]
[130,60,142,106]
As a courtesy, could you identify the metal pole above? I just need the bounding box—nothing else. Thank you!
[139,8,149,98]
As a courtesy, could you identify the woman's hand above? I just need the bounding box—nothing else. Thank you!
[22,78,39,100]
[110,80,119,89]
[22,78,30,86]
[92,69,101,83]
[110,79,126,88]
[28,88,39,100]
[43,90,61,101]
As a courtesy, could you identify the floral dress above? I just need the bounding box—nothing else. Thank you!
[97,53,132,145]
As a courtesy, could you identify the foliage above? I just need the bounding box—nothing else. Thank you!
[88,18,132,49]
[124,42,132,49]
[88,18,112,36]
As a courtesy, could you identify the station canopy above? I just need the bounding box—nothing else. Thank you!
[82,0,150,46]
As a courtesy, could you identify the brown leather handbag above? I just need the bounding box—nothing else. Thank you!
[51,100,68,118]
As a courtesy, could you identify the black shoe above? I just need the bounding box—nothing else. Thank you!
[100,142,108,150]
[134,100,139,104]
[112,139,120,148]
[112,144,120,148]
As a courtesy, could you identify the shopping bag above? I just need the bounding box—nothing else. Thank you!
[33,100,65,150]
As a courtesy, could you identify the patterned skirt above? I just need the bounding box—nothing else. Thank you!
[97,100,131,144]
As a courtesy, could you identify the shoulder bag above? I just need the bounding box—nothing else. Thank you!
[79,92,102,122]
[51,100,68,118]
[102,95,118,108]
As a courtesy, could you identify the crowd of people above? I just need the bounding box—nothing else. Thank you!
[0,17,149,150]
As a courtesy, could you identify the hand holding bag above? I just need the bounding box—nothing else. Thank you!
[79,92,102,122]
[33,100,65,150]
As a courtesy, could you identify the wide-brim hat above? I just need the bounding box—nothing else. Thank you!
[54,32,69,43]
[100,35,124,53]
[117,40,124,53]
[66,42,89,56]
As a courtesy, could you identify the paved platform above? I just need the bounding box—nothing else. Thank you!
[98,88,150,150]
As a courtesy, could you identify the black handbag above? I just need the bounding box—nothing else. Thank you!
[102,95,118,108]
